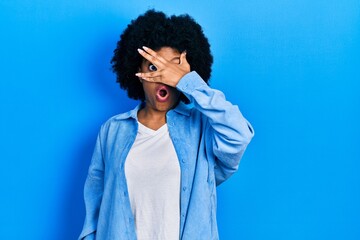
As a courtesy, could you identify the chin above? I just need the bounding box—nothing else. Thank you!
[158,100,179,111]
[156,103,175,112]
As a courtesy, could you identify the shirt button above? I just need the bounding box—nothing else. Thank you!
[182,187,187,191]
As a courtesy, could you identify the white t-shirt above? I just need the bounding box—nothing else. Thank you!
[125,122,181,240]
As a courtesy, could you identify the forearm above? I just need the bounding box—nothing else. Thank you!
[177,71,254,183]
[176,71,254,144]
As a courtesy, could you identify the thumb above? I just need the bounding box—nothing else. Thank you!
[179,51,187,65]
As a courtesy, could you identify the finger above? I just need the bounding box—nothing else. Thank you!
[140,76,163,83]
[137,48,161,66]
[179,51,187,65]
[135,71,162,78]
[142,46,167,64]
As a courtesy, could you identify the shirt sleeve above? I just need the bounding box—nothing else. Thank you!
[176,71,254,185]
[78,129,105,240]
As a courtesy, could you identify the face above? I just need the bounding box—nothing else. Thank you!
[139,47,181,113]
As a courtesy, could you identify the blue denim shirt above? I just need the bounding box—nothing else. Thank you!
[79,71,254,240]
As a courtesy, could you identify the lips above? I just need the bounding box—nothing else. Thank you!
[156,85,170,102]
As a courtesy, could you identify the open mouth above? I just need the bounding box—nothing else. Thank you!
[156,86,170,102]
[159,89,168,97]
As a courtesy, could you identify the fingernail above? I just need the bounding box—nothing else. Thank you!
[135,73,141,76]
[137,48,144,53]
[142,46,149,50]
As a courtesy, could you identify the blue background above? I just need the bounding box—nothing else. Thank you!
[1,0,359,239]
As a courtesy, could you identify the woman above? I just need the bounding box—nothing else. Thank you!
[79,10,254,240]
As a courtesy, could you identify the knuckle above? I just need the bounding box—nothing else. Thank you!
[150,56,157,62]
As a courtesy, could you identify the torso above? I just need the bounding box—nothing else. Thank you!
[124,122,181,240]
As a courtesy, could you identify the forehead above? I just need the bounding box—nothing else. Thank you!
[156,47,180,57]
[152,47,181,61]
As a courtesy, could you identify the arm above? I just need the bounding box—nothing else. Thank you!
[79,131,105,240]
[136,46,254,184]
[177,71,254,185]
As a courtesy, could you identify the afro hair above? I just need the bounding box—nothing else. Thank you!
[111,10,213,102]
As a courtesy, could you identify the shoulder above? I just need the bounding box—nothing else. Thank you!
[170,102,208,131]
[171,101,206,123]
[99,104,140,135]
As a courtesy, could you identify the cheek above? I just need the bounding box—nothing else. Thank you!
[171,89,181,99]
[139,61,150,73]
[140,66,147,72]
[142,83,155,97]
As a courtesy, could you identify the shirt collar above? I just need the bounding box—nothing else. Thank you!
[173,101,192,116]
[113,101,192,121]
[113,103,142,121]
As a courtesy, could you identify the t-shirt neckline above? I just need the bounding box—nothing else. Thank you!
[137,121,168,135]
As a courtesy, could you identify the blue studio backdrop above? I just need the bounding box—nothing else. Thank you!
[1,0,359,239]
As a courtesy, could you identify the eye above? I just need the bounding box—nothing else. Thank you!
[148,64,157,72]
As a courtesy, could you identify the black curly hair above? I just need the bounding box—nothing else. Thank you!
[111,10,213,102]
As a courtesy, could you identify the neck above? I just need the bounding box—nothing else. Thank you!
[137,105,167,130]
